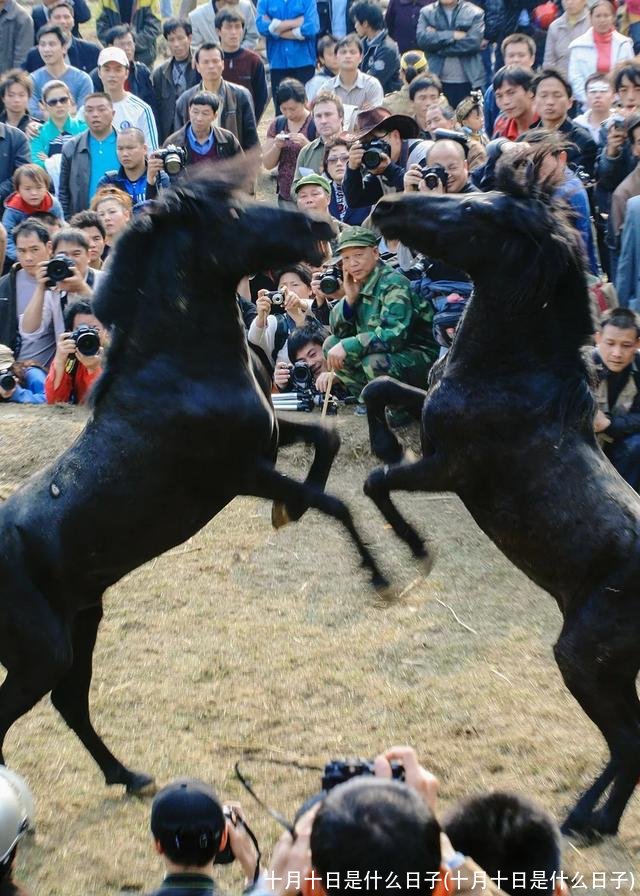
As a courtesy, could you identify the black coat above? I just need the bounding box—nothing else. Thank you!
[152,54,201,143]
[32,0,91,38]
[0,265,19,354]
[0,123,30,205]
[23,36,101,74]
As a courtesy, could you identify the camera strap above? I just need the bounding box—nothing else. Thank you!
[234,759,323,839]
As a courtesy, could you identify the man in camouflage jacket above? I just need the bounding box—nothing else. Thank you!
[324,225,439,406]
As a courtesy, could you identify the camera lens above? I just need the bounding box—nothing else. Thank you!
[163,151,182,175]
[0,373,16,391]
[46,255,72,283]
[362,148,382,169]
[74,328,101,356]
[320,272,339,294]
[423,173,440,190]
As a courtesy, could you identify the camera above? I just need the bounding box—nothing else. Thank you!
[322,759,405,792]
[214,806,237,865]
[71,324,101,356]
[361,138,391,170]
[608,112,627,132]
[319,262,342,295]
[266,290,286,313]
[153,144,187,175]
[0,371,16,392]
[46,253,74,286]
[288,360,313,392]
[421,164,448,191]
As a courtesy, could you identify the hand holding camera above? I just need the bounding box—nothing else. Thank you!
[0,370,17,400]
[40,254,90,295]
[216,802,260,884]
[404,163,425,192]
[146,153,165,185]
[606,113,628,158]
[420,163,448,194]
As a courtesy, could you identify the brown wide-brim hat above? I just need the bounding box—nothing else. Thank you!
[352,106,420,143]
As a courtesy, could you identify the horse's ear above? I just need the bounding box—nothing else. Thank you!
[92,216,154,329]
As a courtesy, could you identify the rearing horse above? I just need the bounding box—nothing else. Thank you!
[362,173,640,839]
[0,170,386,792]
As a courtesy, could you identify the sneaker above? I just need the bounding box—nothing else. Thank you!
[354,404,368,417]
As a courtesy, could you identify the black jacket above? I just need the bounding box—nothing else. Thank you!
[91,60,157,117]
[174,81,258,151]
[152,54,201,143]
[0,123,30,205]
[594,350,640,439]
[361,28,402,94]
[24,36,101,74]
[145,872,215,896]
[163,124,243,167]
[533,117,597,178]
[343,139,428,207]
[32,0,91,37]
[0,264,20,355]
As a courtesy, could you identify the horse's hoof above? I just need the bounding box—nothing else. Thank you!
[271,501,291,529]
[560,815,609,846]
[420,547,435,578]
[125,771,156,795]
[373,575,395,602]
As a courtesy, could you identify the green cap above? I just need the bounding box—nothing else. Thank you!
[293,173,331,195]
[337,226,380,251]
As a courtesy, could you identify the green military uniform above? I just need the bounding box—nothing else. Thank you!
[324,226,439,400]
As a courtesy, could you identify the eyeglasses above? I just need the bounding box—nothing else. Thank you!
[46,95,70,107]
[327,154,349,163]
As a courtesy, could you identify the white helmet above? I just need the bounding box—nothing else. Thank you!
[0,778,28,865]
[0,768,34,833]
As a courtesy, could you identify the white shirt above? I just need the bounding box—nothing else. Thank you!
[112,92,159,150]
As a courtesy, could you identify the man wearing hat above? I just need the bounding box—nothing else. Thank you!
[93,45,158,150]
[147,778,259,896]
[324,225,438,410]
[344,106,431,208]
[293,173,346,252]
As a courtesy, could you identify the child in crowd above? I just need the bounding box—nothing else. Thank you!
[456,95,488,146]
[2,165,64,262]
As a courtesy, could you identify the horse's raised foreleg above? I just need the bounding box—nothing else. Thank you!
[50,604,153,793]
[362,376,427,464]
[555,617,640,839]
[272,418,340,527]
[363,455,451,565]
[246,463,388,590]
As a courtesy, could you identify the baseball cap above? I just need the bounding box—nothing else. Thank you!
[587,79,611,93]
[151,778,225,846]
[98,46,129,67]
[337,226,379,251]
[293,173,331,195]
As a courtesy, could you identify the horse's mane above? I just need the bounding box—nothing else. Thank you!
[91,166,249,408]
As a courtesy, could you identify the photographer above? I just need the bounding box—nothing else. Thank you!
[0,345,46,404]
[97,127,170,207]
[147,778,259,896]
[343,107,431,209]
[164,92,243,169]
[44,300,106,404]
[20,227,102,369]
[248,267,316,366]
[403,138,474,195]
[273,322,343,396]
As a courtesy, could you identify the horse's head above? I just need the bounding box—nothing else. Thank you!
[93,164,334,331]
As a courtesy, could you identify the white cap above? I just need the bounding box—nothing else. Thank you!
[98,46,129,67]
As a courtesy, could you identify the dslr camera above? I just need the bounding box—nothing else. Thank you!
[266,290,286,313]
[421,164,448,192]
[287,360,313,392]
[361,138,391,170]
[46,253,75,287]
[319,261,343,295]
[153,144,187,175]
[0,370,16,392]
[322,758,405,792]
[214,805,238,865]
[71,324,101,356]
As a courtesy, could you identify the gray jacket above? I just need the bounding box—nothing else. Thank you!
[58,127,118,218]
[0,122,30,204]
[0,0,34,75]
[417,0,484,89]
[152,53,201,143]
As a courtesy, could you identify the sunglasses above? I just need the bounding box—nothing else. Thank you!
[327,154,349,163]
[46,95,70,107]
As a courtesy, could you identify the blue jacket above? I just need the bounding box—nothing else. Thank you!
[5,367,46,404]
[24,37,101,74]
[616,194,640,309]
[96,164,170,205]
[256,0,319,70]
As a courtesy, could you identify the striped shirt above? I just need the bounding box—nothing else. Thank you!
[112,92,159,150]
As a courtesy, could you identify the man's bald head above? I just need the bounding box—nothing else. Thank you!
[426,139,469,193]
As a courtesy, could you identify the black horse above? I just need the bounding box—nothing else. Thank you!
[0,170,385,793]
[363,175,640,839]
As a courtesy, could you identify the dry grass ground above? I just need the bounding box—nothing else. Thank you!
[0,405,638,895]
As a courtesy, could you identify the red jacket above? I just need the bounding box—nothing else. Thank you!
[45,362,101,404]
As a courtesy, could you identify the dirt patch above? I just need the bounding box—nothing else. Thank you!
[0,404,637,895]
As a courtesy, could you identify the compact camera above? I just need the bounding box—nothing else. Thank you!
[266,290,286,313]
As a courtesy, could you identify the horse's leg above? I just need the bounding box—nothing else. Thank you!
[272,418,340,527]
[362,377,427,464]
[555,617,640,838]
[50,603,153,793]
[246,463,388,589]
[0,583,72,764]
[363,455,451,563]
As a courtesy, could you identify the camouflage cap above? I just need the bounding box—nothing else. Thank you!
[293,173,332,195]
[337,226,380,251]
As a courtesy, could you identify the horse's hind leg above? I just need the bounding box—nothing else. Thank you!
[362,377,427,464]
[272,418,340,526]
[246,463,388,589]
[364,455,450,564]
[555,617,640,838]
[50,604,153,793]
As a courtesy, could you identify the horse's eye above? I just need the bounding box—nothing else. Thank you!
[229,208,240,220]
[463,203,473,213]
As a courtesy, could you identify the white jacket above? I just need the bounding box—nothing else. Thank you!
[568,27,633,106]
